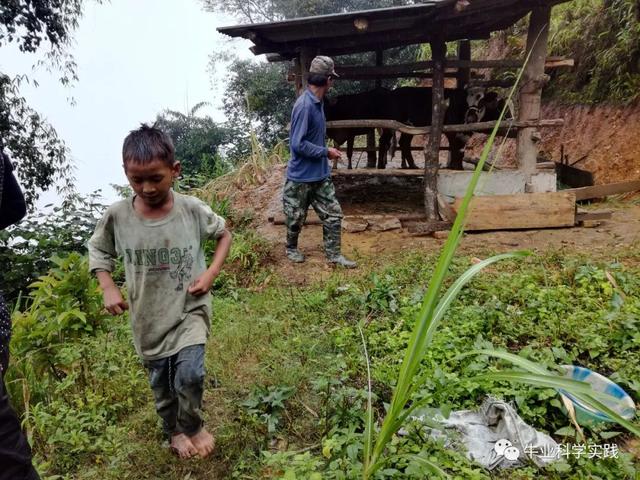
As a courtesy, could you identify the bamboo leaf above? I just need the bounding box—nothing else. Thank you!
[473,371,596,393]
[457,349,551,375]
[357,322,375,478]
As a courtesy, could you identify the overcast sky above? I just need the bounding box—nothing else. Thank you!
[0,0,253,206]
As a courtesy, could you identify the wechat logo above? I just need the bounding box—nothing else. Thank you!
[494,439,520,461]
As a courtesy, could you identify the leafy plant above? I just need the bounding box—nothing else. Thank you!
[360,37,531,478]
[242,385,295,434]
[0,191,106,303]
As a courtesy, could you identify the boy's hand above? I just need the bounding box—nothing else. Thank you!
[103,285,129,315]
[188,271,216,296]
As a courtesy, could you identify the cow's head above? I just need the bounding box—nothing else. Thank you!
[464,88,511,123]
[464,86,486,123]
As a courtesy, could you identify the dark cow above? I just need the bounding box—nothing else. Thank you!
[379,87,508,170]
[324,88,390,169]
[374,87,468,169]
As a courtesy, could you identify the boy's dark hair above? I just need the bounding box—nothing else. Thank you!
[307,73,329,87]
[122,124,176,167]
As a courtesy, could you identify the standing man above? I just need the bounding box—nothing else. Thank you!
[283,55,356,268]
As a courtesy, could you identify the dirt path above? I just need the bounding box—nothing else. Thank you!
[256,201,640,285]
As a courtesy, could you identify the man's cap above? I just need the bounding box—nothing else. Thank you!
[309,56,339,78]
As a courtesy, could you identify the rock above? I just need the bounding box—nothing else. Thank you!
[370,217,402,232]
[343,218,369,233]
[432,230,450,239]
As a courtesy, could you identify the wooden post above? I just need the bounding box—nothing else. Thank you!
[450,39,471,169]
[366,130,377,168]
[375,49,383,89]
[424,39,446,222]
[456,40,471,89]
[516,6,551,187]
[293,57,304,96]
[296,47,314,96]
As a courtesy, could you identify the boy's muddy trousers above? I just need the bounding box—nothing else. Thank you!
[144,344,205,438]
[282,178,344,258]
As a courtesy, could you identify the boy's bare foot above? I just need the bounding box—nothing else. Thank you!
[190,428,215,458]
[170,433,198,459]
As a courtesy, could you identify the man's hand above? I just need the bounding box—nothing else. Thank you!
[188,271,216,296]
[327,147,342,160]
[103,285,128,315]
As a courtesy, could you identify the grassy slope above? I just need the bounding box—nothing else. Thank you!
[47,240,640,480]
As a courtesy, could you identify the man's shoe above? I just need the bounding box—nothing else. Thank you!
[327,255,357,269]
[286,248,305,263]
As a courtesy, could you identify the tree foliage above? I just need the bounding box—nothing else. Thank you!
[154,103,230,178]
[0,1,95,206]
[547,0,640,103]
[220,58,294,156]
[0,192,106,303]
[202,0,416,23]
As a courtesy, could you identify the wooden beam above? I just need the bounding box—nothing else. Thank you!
[424,39,446,222]
[333,57,574,76]
[325,118,564,135]
[452,191,577,231]
[564,181,640,201]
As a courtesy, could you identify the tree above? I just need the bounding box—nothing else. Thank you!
[202,0,415,23]
[220,58,294,156]
[154,103,231,179]
[0,0,96,206]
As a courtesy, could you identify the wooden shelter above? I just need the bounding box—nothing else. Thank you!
[218,0,572,224]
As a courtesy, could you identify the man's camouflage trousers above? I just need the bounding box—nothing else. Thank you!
[282,177,343,258]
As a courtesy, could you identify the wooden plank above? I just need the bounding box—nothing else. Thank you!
[437,194,457,222]
[332,168,424,176]
[565,181,640,201]
[575,210,612,222]
[452,191,576,231]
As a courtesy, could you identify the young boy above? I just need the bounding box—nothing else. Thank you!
[88,124,232,459]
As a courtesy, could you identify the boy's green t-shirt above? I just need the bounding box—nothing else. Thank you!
[88,191,226,361]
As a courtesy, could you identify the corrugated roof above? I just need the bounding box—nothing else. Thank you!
[217,0,568,60]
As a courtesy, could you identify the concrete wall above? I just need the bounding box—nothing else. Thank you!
[333,169,557,204]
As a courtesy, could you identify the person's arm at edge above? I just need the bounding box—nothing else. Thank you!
[188,229,232,296]
[0,154,27,230]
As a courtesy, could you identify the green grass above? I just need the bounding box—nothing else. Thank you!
[21,244,640,479]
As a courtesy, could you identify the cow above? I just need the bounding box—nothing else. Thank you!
[324,88,391,169]
[378,87,509,170]
[375,87,469,169]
